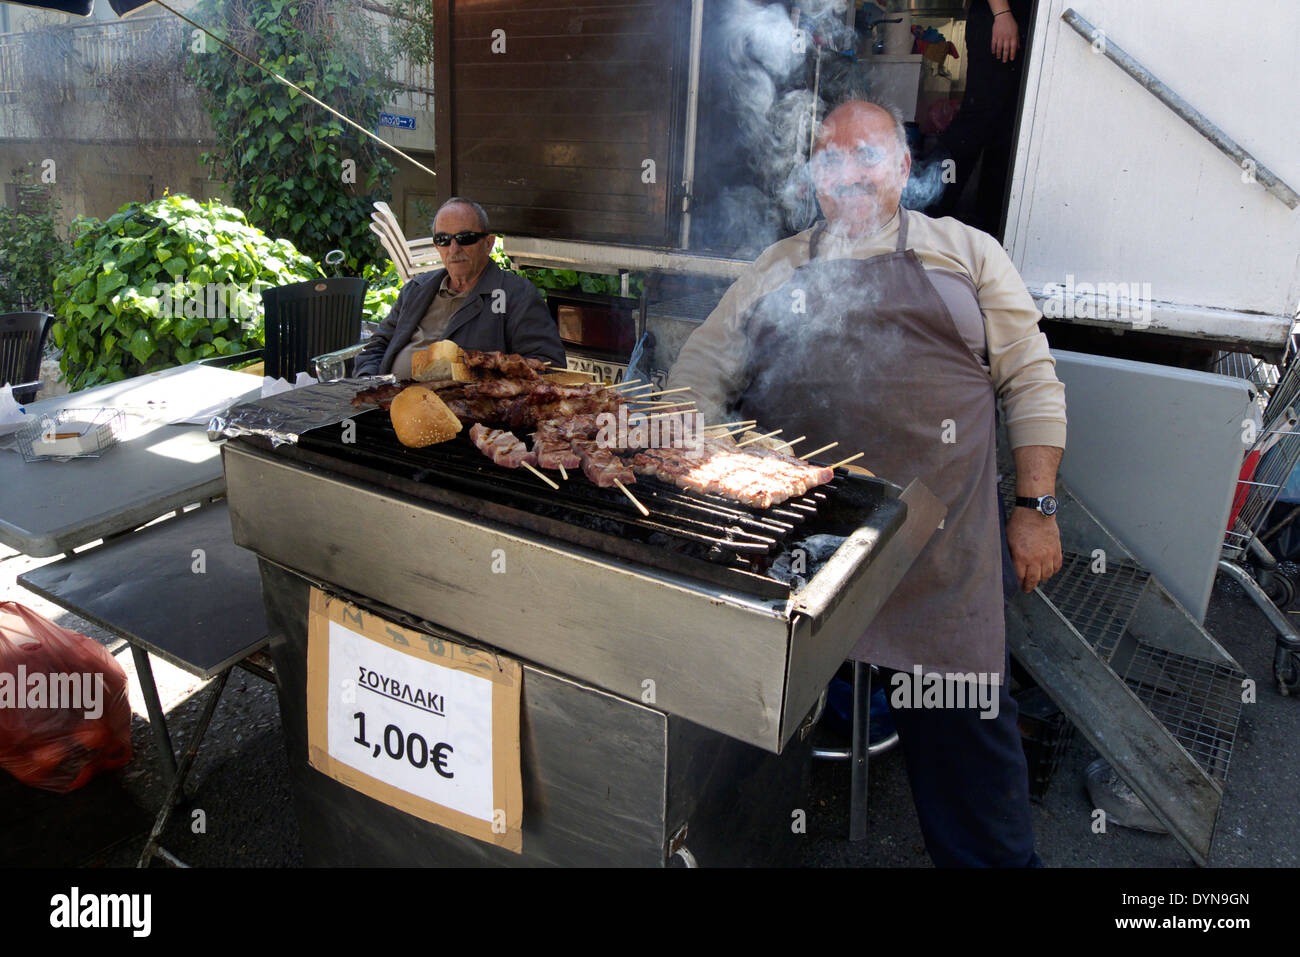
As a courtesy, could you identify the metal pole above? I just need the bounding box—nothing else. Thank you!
[1061,8,1300,210]
[849,660,871,841]
[130,644,177,785]
[138,669,230,868]
[677,0,705,249]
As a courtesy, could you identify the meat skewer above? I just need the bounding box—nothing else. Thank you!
[467,423,537,469]
[570,438,636,488]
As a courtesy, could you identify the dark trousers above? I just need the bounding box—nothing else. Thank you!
[932,0,1033,238]
[876,495,1042,866]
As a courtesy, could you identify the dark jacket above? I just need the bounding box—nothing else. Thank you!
[354,262,565,376]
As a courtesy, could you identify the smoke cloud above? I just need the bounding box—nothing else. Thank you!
[696,0,940,256]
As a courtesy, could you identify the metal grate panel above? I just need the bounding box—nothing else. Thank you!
[1037,552,1150,661]
[1119,644,1244,782]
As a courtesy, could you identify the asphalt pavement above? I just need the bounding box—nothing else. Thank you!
[1,535,1297,868]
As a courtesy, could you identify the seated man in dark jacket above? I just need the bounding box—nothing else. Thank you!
[354,197,565,377]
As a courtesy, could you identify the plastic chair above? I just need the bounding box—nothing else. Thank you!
[260,279,367,382]
[0,312,52,404]
[370,202,440,280]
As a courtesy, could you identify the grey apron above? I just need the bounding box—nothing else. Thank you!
[737,208,1005,677]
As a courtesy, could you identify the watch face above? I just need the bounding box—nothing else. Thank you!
[1040,495,1058,516]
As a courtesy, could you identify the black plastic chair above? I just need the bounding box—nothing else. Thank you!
[260,279,367,382]
[0,312,52,404]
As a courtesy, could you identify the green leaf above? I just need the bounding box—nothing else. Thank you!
[127,328,157,364]
[96,269,127,298]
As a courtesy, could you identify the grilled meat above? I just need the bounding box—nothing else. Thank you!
[462,349,548,378]
[468,423,537,468]
[571,439,636,488]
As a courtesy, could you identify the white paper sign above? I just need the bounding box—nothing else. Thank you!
[325,619,495,822]
[306,589,523,852]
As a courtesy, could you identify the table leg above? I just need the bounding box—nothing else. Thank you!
[137,668,230,868]
[130,644,177,786]
[849,660,871,842]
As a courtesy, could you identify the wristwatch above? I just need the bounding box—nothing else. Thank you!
[1015,494,1058,516]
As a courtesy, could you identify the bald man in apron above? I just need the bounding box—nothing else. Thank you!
[667,100,1066,866]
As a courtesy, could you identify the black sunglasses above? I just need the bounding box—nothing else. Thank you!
[432,230,489,247]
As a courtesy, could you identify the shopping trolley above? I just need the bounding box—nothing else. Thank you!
[1216,345,1300,694]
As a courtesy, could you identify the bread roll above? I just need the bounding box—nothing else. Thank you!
[389,386,463,447]
[411,340,471,383]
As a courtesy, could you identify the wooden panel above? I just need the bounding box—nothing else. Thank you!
[433,0,454,186]
[480,189,656,214]
[451,61,655,90]
[452,4,659,35]
[436,0,688,245]
[451,34,661,64]
[458,161,646,195]
[452,87,663,114]
[456,112,653,146]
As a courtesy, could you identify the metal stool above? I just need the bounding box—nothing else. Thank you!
[812,661,900,841]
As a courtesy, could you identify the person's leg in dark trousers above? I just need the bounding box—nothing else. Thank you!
[932,0,1032,237]
[878,495,1041,866]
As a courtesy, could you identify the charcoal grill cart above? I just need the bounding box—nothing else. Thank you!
[216,384,941,866]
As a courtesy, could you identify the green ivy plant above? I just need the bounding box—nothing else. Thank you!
[50,194,318,390]
[361,259,401,323]
[0,166,70,314]
[487,237,644,300]
[186,0,397,273]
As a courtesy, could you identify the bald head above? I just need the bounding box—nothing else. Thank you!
[811,100,911,236]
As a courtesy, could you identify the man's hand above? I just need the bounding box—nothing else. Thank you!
[1006,507,1061,592]
[1008,443,1064,591]
[990,9,1020,62]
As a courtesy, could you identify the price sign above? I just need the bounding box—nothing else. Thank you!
[306,588,523,852]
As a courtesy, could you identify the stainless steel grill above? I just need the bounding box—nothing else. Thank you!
[293,407,878,598]
[222,398,945,753]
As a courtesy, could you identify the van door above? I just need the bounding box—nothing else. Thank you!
[1004,0,1300,359]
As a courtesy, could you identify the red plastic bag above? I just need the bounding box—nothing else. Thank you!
[0,602,132,793]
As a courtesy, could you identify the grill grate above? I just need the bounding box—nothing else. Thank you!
[1119,644,1244,782]
[1038,551,1150,661]
[286,408,903,598]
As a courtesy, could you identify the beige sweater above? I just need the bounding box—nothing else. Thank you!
[666,209,1067,450]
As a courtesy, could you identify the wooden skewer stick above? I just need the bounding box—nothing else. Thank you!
[630,399,697,408]
[613,479,649,516]
[559,464,568,481]
[610,379,649,392]
[708,422,756,439]
[736,428,784,448]
[636,386,693,398]
[827,452,865,470]
[644,410,697,420]
[703,419,756,432]
[774,435,806,451]
[523,462,559,490]
[801,441,839,460]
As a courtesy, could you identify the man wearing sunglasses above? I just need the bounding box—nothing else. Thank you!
[354,197,565,378]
